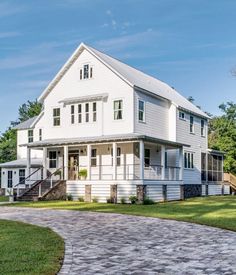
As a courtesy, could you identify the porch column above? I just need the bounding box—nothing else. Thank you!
[43,147,47,179]
[112,142,117,180]
[64,145,68,180]
[161,145,165,180]
[87,144,91,180]
[139,140,144,180]
[26,147,31,177]
[179,147,184,181]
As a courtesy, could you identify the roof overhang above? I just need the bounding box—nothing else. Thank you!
[207,148,226,155]
[21,134,190,149]
[59,93,108,106]
[0,159,43,168]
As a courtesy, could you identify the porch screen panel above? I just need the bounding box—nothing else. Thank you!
[207,154,223,182]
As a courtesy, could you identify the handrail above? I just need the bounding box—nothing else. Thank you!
[15,167,42,188]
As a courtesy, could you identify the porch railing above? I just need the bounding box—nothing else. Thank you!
[73,164,181,181]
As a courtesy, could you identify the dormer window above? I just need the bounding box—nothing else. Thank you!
[80,64,93,80]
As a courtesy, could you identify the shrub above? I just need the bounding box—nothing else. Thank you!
[78,196,84,202]
[78,169,87,179]
[66,193,73,201]
[92,197,98,203]
[120,197,126,204]
[106,198,112,203]
[129,195,138,204]
[143,197,155,205]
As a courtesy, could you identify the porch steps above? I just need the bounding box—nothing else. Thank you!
[17,180,61,201]
[224,173,236,193]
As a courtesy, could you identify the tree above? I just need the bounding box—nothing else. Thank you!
[208,102,236,173]
[0,99,42,164]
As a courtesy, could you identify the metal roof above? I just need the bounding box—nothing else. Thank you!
[13,116,39,130]
[21,133,189,148]
[0,158,43,168]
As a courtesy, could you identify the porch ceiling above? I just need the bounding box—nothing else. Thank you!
[21,133,190,149]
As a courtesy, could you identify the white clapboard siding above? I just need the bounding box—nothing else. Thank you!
[167,185,181,201]
[208,185,222,195]
[146,185,163,202]
[67,181,85,199]
[117,182,137,203]
[91,184,110,203]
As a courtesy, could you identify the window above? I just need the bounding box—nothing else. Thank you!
[138,100,145,122]
[190,115,194,133]
[179,111,185,120]
[85,103,89,122]
[49,151,57,169]
[28,130,33,143]
[201,119,205,136]
[114,100,123,120]
[83,64,89,79]
[111,147,121,166]
[53,108,60,126]
[91,149,97,167]
[90,67,93,78]
[7,171,13,188]
[80,69,82,80]
[71,105,75,124]
[184,152,194,169]
[19,169,25,184]
[78,104,82,123]
[144,149,150,167]
[92,102,97,122]
[165,151,168,168]
[39,129,42,141]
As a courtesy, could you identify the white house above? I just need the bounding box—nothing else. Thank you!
[0,43,229,202]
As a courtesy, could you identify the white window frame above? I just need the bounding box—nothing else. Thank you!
[39,129,42,141]
[49,151,57,169]
[113,99,123,120]
[184,152,194,169]
[190,115,194,133]
[78,104,82,123]
[28,129,34,143]
[83,64,89,79]
[138,99,145,122]
[53,108,60,126]
[85,103,89,123]
[71,105,75,124]
[179,111,185,120]
[201,119,205,137]
[91,148,97,167]
[92,102,97,122]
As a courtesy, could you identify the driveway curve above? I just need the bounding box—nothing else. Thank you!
[0,207,235,275]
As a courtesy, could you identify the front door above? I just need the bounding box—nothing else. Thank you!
[68,154,79,180]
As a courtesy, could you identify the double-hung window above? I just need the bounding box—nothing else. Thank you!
[85,103,89,122]
[93,102,97,122]
[19,169,25,184]
[53,108,60,126]
[78,104,82,123]
[184,152,194,169]
[114,100,123,120]
[7,171,13,188]
[39,129,42,141]
[49,151,57,169]
[71,105,75,124]
[201,119,205,136]
[138,100,145,122]
[91,149,97,167]
[28,130,33,143]
[190,116,194,133]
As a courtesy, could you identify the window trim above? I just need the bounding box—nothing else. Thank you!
[113,99,123,120]
[71,105,75,124]
[190,115,194,133]
[138,99,145,122]
[85,103,89,123]
[91,148,97,167]
[184,151,194,169]
[53,108,60,126]
[92,102,97,122]
[201,119,205,137]
[78,104,82,123]
[179,111,185,120]
[28,129,34,143]
[39,129,42,141]
[49,151,57,169]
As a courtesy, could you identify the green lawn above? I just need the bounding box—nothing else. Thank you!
[0,196,8,202]
[0,220,64,275]
[6,196,236,232]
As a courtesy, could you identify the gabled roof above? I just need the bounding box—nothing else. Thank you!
[14,116,39,130]
[38,42,209,118]
[0,158,42,168]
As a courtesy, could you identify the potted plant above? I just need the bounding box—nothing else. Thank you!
[78,169,87,180]
[7,188,14,203]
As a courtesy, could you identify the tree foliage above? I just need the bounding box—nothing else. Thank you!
[0,100,42,164]
[208,102,236,173]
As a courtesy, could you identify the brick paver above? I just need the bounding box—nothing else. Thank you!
[0,207,235,274]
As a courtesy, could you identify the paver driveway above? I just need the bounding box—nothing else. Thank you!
[0,207,235,275]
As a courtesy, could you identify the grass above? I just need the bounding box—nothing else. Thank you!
[5,196,236,232]
[0,220,64,275]
[0,196,8,202]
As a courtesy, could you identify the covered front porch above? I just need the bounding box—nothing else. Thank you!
[25,134,186,183]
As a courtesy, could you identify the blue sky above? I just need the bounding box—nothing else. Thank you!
[0,0,236,133]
